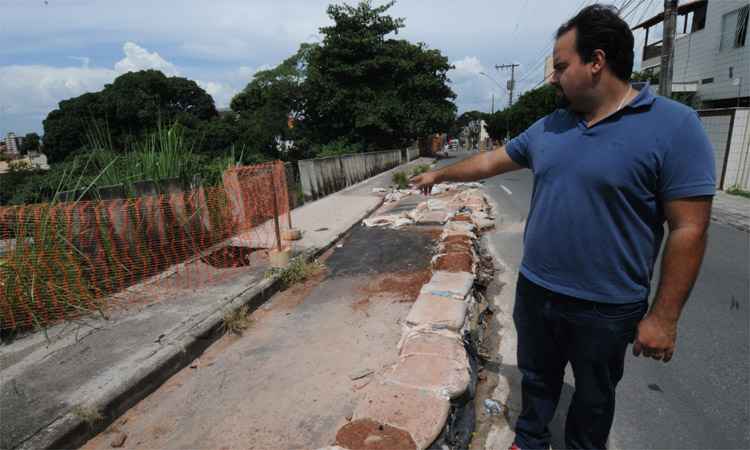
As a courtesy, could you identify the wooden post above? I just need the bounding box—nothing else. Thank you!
[283,162,294,229]
[269,167,282,252]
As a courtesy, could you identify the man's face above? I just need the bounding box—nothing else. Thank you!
[551,29,592,111]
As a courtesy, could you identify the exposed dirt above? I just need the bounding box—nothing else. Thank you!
[451,214,473,223]
[336,419,417,450]
[440,242,473,254]
[433,252,473,273]
[442,235,473,247]
[352,268,432,314]
[415,227,443,241]
[200,246,262,268]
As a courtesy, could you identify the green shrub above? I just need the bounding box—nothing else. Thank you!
[726,186,750,199]
[392,171,409,189]
[314,139,363,158]
[410,164,430,177]
[266,257,325,288]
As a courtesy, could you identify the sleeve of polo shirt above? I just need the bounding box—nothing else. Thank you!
[504,121,536,169]
[659,111,717,201]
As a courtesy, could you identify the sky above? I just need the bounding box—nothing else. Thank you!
[0,0,659,136]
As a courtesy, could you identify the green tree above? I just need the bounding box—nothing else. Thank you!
[484,84,557,142]
[20,132,41,153]
[631,70,659,84]
[42,70,218,162]
[231,46,309,159]
[301,1,456,151]
[448,110,487,139]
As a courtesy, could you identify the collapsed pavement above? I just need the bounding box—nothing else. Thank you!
[327,185,498,450]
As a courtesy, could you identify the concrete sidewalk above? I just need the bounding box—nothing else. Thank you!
[0,157,433,450]
[712,190,750,232]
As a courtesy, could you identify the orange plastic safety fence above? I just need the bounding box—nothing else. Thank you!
[0,161,290,331]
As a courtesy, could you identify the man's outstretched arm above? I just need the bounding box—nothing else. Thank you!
[410,146,524,194]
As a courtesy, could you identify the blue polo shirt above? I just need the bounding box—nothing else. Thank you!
[505,83,716,304]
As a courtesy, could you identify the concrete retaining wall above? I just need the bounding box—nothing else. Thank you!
[298,149,403,202]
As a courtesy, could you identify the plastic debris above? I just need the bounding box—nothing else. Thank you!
[484,399,504,416]
[372,187,388,193]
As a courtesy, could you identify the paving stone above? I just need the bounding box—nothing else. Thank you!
[405,293,467,331]
[444,221,476,233]
[399,330,467,362]
[440,229,477,241]
[420,271,475,300]
[416,210,448,225]
[384,354,471,399]
[351,382,450,450]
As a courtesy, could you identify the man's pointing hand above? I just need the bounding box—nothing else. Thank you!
[410,171,439,196]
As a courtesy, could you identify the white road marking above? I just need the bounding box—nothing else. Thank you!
[501,185,512,196]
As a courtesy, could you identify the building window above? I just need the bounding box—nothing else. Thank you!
[692,2,707,32]
[720,5,749,51]
[701,77,714,84]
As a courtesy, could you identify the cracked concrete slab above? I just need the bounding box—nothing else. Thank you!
[350,381,450,450]
[404,293,468,332]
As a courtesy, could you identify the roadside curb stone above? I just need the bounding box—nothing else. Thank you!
[348,381,451,450]
[405,293,468,332]
[398,330,466,362]
[419,271,475,300]
[383,354,470,399]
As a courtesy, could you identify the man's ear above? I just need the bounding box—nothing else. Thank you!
[590,49,606,75]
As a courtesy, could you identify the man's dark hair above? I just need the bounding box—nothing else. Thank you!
[556,4,635,81]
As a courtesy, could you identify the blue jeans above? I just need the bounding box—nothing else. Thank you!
[512,273,647,450]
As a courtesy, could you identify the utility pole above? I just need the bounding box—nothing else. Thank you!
[495,63,520,107]
[491,93,495,114]
[659,0,678,97]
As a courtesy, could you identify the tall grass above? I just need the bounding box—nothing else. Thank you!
[1,165,109,335]
[130,122,196,182]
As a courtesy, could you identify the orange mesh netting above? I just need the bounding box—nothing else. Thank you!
[0,161,290,331]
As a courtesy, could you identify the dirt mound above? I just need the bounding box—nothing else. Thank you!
[433,252,473,273]
[336,418,417,450]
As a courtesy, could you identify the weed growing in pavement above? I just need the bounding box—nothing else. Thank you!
[222,306,252,335]
[726,186,750,199]
[392,171,409,189]
[265,257,325,289]
[410,164,430,178]
[71,404,103,427]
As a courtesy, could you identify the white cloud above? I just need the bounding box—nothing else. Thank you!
[0,42,252,133]
[114,42,179,76]
[0,65,116,119]
[196,80,236,109]
[448,56,507,114]
[451,56,484,77]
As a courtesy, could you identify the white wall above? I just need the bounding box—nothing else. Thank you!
[722,108,750,190]
[671,0,750,102]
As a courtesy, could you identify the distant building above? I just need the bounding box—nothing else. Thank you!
[633,0,749,107]
[4,132,21,156]
[543,55,554,84]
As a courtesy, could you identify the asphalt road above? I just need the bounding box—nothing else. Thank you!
[435,151,750,450]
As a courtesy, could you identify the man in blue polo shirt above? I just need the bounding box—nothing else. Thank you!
[412,5,714,450]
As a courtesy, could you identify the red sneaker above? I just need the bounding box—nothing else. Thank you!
[508,444,521,450]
